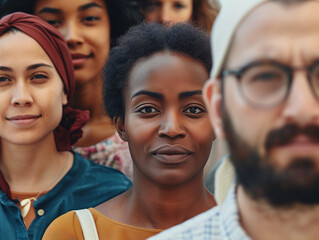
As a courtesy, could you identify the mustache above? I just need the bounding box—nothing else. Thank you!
[265,124,319,150]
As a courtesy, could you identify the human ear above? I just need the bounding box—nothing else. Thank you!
[62,92,68,105]
[203,78,225,139]
[114,116,128,141]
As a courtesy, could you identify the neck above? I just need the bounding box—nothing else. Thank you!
[126,170,215,229]
[70,77,116,147]
[0,135,73,193]
[70,76,103,115]
[237,185,319,240]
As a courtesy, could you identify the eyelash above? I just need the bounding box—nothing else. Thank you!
[174,2,186,9]
[144,1,186,10]
[136,105,206,116]
[46,19,62,27]
[0,76,11,87]
[44,15,100,28]
[30,73,49,83]
[183,105,206,115]
[82,16,100,22]
[0,76,10,82]
[137,106,160,114]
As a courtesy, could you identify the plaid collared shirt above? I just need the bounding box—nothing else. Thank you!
[148,184,251,240]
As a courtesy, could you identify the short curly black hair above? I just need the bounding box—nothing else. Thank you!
[103,22,212,120]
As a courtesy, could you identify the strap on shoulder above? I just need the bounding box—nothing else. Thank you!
[75,209,99,240]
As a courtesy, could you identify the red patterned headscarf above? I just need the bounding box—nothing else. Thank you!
[0,12,90,197]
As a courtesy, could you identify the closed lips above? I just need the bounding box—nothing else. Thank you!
[6,115,41,120]
[151,145,192,155]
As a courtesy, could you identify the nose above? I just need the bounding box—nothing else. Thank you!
[61,21,83,48]
[11,82,33,107]
[158,110,186,138]
[158,6,173,25]
[282,72,319,126]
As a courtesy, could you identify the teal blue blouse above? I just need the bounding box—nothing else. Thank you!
[0,152,132,240]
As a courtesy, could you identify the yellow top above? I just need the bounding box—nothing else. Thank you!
[42,208,163,240]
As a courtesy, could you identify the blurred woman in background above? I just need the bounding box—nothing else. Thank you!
[138,0,218,33]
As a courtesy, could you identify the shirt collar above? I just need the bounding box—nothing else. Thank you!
[219,183,252,240]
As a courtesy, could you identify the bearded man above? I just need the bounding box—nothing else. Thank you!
[149,0,319,239]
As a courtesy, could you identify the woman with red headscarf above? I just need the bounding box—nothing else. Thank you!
[0,12,131,240]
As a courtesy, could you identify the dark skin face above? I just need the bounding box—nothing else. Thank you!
[96,52,215,229]
[120,52,214,186]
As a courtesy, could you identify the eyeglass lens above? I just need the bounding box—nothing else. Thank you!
[239,62,319,108]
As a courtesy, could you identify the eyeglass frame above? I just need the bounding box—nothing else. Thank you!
[221,59,319,109]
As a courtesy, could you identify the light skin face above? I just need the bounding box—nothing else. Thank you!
[205,1,319,172]
[0,31,67,146]
[34,0,110,85]
[117,52,214,186]
[141,0,193,26]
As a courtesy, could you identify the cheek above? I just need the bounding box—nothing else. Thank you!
[94,23,110,47]
[145,13,158,22]
[190,118,215,152]
[185,7,193,20]
[224,80,275,152]
[125,117,158,156]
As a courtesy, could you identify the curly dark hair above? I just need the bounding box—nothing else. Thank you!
[0,0,143,46]
[103,22,212,120]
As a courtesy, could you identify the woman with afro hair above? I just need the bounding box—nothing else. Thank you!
[43,22,216,240]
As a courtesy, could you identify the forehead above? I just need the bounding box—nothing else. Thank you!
[127,52,208,96]
[34,0,107,13]
[226,1,319,67]
[0,31,53,66]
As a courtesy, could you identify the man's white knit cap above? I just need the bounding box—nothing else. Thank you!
[211,0,267,206]
[210,0,267,78]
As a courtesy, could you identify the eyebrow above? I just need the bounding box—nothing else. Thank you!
[0,66,13,72]
[0,64,52,73]
[37,7,61,14]
[26,63,53,71]
[130,90,203,100]
[78,2,103,11]
[37,2,102,14]
[179,90,202,99]
[131,90,164,100]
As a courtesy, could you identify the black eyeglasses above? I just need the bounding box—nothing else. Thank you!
[222,60,319,108]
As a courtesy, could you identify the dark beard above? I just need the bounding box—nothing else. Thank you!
[222,105,319,207]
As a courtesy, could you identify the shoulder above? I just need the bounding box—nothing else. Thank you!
[59,152,131,206]
[42,210,83,240]
[73,151,131,185]
[148,207,221,240]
